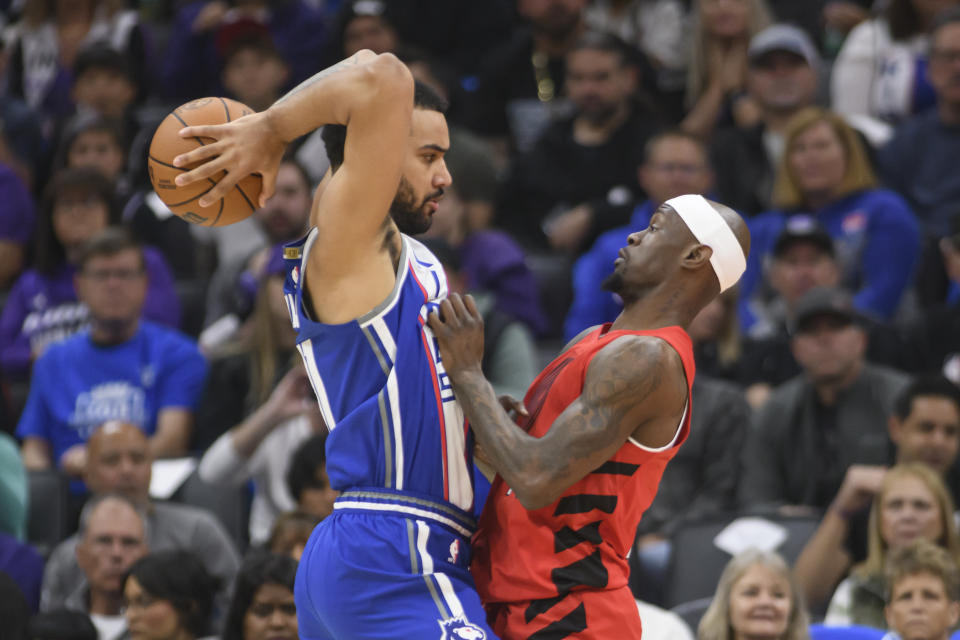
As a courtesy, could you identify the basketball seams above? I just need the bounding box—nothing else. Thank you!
[218,97,232,122]
[151,98,260,226]
[147,155,218,186]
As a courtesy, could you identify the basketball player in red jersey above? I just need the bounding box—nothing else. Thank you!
[428,194,751,639]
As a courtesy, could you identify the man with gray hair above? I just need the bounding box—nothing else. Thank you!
[40,422,239,614]
[70,494,148,640]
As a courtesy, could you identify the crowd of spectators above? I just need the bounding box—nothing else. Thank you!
[1,0,960,638]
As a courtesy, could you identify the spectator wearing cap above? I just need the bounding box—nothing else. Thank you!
[741,107,921,328]
[219,18,290,113]
[329,0,399,62]
[710,24,821,217]
[739,286,911,512]
[197,246,324,544]
[793,375,960,613]
[745,215,840,340]
[160,0,326,103]
[878,9,960,305]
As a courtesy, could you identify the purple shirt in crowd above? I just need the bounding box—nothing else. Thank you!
[460,229,547,336]
[0,163,35,247]
[0,247,180,378]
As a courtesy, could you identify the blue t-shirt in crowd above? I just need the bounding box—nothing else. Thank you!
[564,200,656,341]
[741,189,920,330]
[16,320,207,467]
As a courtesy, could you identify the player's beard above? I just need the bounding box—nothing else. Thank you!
[390,177,441,235]
[601,268,640,306]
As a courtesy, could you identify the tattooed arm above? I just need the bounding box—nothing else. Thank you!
[428,294,688,510]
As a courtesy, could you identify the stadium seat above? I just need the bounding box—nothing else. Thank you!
[26,470,70,558]
[661,511,821,608]
[169,469,249,550]
[670,596,713,632]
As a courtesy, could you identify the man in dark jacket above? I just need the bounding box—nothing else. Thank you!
[739,287,910,510]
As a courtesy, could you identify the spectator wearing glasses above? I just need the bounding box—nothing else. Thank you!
[16,229,206,483]
[0,169,179,381]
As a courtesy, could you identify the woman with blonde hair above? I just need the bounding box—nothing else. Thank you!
[681,0,772,138]
[739,107,920,332]
[698,548,810,640]
[824,463,960,628]
[197,245,327,546]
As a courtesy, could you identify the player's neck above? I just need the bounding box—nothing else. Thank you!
[612,285,696,332]
[89,317,140,346]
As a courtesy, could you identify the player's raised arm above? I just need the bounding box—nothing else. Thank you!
[173,50,412,212]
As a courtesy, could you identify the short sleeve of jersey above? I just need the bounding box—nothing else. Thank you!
[152,327,208,411]
[15,352,54,441]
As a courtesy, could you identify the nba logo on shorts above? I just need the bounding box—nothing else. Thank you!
[438,617,486,640]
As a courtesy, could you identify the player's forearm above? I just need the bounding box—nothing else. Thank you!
[265,50,412,143]
[449,369,558,509]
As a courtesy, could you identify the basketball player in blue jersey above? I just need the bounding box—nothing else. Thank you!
[172,51,495,639]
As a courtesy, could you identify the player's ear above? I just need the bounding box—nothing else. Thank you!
[681,243,712,270]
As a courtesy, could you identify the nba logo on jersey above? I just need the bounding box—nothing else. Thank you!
[438,617,486,640]
[447,539,460,564]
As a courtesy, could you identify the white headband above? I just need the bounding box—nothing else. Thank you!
[665,194,746,293]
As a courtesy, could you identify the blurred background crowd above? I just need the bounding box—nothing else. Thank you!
[1,0,960,639]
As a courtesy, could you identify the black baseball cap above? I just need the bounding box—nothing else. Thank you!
[792,287,862,334]
[773,215,835,258]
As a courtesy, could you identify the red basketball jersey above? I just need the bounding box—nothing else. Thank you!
[472,324,695,605]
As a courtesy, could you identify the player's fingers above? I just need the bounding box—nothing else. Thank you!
[175,156,227,187]
[449,293,470,322]
[197,172,241,207]
[172,141,222,168]
[178,124,228,141]
[438,298,459,326]
[463,294,483,322]
[259,169,277,208]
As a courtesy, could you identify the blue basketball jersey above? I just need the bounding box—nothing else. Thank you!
[282,228,476,517]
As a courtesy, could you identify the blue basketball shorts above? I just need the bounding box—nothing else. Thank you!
[294,488,497,639]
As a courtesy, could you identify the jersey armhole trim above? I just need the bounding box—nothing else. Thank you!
[297,228,410,327]
[627,401,687,452]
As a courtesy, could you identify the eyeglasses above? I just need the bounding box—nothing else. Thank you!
[80,268,145,283]
[249,602,297,617]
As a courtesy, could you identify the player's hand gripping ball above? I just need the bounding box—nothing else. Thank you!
[148,97,262,226]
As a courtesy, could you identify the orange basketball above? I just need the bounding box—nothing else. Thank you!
[148,97,262,227]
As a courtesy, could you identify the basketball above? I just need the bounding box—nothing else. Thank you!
[148,97,262,227]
